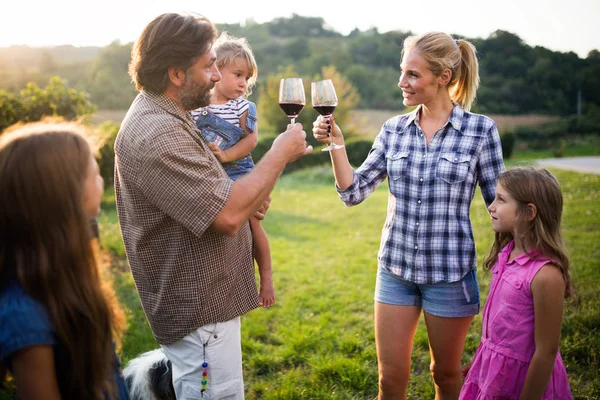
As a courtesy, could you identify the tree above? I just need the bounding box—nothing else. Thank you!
[0,90,24,132]
[257,65,360,142]
[0,77,96,134]
[257,66,300,134]
[313,65,360,133]
[39,50,57,73]
[86,41,137,109]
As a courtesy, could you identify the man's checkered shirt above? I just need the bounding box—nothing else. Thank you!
[114,91,258,344]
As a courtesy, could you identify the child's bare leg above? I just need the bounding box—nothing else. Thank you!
[250,217,274,307]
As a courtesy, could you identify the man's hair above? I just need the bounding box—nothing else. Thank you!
[129,13,217,94]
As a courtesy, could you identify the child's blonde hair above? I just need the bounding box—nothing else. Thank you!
[402,32,479,111]
[484,167,574,299]
[214,32,258,96]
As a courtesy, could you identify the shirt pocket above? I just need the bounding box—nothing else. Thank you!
[386,150,410,180]
[386,151,410,196]
[497,271,526,322]
[436,152,471,184]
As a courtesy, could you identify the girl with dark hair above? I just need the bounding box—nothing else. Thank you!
[0,122,129,399]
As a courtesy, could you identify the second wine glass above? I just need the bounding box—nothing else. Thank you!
[279,78,305,124]
[312,79,344,151]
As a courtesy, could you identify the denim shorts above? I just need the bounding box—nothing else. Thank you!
[374,267,480,317]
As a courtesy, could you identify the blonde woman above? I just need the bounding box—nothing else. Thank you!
[313,32,505,399]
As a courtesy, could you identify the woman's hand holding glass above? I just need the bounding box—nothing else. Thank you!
[312,115,344,148]
[311,79,343,151]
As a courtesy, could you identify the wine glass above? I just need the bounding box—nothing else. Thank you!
[279,78,305,124]
[311,79,343,151]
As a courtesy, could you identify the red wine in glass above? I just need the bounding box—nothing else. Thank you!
[279,103,305,119]
[313,105,336,116]
[279,78,306,124]
[311,79,343,151]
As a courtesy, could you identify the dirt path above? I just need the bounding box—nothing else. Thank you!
[536,157,600,175]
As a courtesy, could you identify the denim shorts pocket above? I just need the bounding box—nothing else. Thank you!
[436,152,471,184]
[463,269,480,305]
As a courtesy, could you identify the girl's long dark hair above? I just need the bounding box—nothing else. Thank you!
[0,122,120,398]
[484,167,574,299]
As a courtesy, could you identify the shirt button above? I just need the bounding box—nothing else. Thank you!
[454,157,458,161]
[416,222,419,226]
[417,200,421,204]
[202,111,208,115]
[420,178,424,182]
[422,154,426,158]
[414,246,418,250]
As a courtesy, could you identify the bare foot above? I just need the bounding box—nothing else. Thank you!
[258,278,275,308]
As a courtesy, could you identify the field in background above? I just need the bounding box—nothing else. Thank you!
[104,168,600,399]
[92,109,560,137]
[349,109,559,137]
[92,109,128,125]
[1,160,598,399]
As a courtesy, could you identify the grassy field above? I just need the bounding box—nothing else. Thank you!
[1,164,598,399]
[114,166,599,399]
[10,165,599,399]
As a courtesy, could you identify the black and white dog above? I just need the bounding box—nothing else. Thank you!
[123,349,176,400]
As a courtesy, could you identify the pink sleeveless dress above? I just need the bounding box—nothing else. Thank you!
[460,241,573,399]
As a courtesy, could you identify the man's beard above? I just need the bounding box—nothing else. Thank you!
[179,73,212,111]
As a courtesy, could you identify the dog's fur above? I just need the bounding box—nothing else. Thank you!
[123,349,175,400]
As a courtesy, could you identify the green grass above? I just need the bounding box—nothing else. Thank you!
[2,165,599,399]
[110,166,600,399]
[509,136,600,162]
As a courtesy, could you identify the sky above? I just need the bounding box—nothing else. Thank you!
[1,0,599,58]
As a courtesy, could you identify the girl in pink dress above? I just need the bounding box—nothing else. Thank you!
[460,167,574,400]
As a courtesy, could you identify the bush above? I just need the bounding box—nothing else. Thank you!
[553,139,567,158]
[0,90,24,132]
[253,134,374,174]
[568,109,600,135]
[514,121,568,150]
[345,139,374,167]
[500,130,515,159]
[95,121,120,185]
[283,139,374,174]
[257,65,360,136]
[0,77,96,134]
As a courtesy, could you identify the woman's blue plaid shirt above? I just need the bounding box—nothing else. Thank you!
[338,104,505,284]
